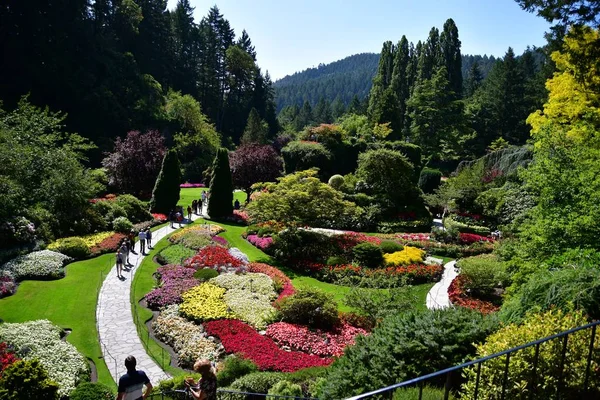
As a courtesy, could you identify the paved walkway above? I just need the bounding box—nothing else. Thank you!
[97,212,203,385]
[426,260,458,310]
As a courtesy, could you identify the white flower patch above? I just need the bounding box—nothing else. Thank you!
[210,273,278,329]
[152,305,221,368]
[0,320,88,397]
[0,250,71,281]
[227,247,250,264]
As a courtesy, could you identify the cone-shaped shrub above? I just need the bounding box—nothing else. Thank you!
[150,150,182,213]
[207,148,233,218]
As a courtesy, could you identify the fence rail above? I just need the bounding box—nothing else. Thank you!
[346,319,600,400]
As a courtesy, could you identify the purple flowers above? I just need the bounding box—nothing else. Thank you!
[180,183,205,188]
[145,265,199,309]
[212,236,229,247]
[247,234,273,250]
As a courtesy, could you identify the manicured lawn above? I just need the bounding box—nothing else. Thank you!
[0,254,115,388]
[178,188,246,209]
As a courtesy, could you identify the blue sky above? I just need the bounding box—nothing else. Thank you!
[166,0,551,81]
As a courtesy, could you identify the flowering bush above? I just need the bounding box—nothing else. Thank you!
[152,213,168,221]
[0,250,71,281]
[247,263,296,301]
[180,183,205,188]
[212,236,229,247]
[396,233,431,241]
[169,225,224,243]
[448,276,499,314]
[46,237,90,259]
[0,271,17,298]
[228,248,250,264]
[0,342,18,375]
[170,230,213,250]
[184,246,246,274]
[152,305,221,368]
[48,231,115,258]
[179,283,235,322]
[230,210,249,224]
[383,246,426,266]
[265,322,368,357]
[204,320,332,372]
[89,194,117,204]
[246,235,273,250]
[459,232,494,245]
[145,265,199,310]
[211,273,277,329]
[90,232,126,255]
[0,320,89,397]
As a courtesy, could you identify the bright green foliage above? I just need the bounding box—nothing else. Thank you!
[114,194,152,223]
[194,268,219,281]
[271,228,338,265]
[344,286,416,327]
[418,168,442,194]
[150,150,182,214]
[246,170,363,229]
[461,310,599,400]
[280,141,332,176]
[70,382,114,400]
[328,174,345,190]
[229,372,285,394]
[0,359,59,400]
[241,107,269,145]
[217,356,258,387]
[157,244,195,265]
[394,386,456,400]
[46,237,90,260]
[352,242,384,268]
[318,308,498,399]
[277,288,339,330]
[112,216,133,233]
[268,380,303,397]
[457,254,506,297]
[379,241,404,254]
[207,148,234,219]
[426,161,486,213]
[337,113,372,140]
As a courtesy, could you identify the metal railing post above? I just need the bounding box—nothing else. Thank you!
[584,324,597,393]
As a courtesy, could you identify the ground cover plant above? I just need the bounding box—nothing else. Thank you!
[145,264,199,310]
[156,244,196,265]
[0,250,71,281]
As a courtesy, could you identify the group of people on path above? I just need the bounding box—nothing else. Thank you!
[117,355,216,400]
[170,191,211,229]
[115,228,153,279]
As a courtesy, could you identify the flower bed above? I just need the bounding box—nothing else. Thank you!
[212,236,229,247]
[184,246,246,274]
[459,233,494,245]
[156,244,196,265]
[246,235,273,250]
[448,275,499,314]
[0,342,18,374]
[170,230,213,251]
[180,183,205,188]
[169,225,224,243]
[90,232,127,255]
[247,263,296,302]
[152,305,221,368]
[179,283,235,322]
[145,265,199,310]
[265,322,368,357]
[0,320,89,397]
[0,272,16,298]
[211,273,277,329]
[0,250,71,281]
[152,213,168,221]
[383,246,426,266]
[204,319,332,372]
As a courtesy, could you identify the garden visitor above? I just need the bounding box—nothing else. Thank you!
[185,359,217,400]
[128,230,137,255]
[187,205,192,221]
[198,198,203,215]
[116,355,153,400]
[169,210,175,228]
[116,250,124,279]
[234,199,240,210]
[145,228,152,249]
[176,209,182,228]
[201,191,207,203]
[119,240,129,267]
[192,199,198,214]
[138,229,146,254]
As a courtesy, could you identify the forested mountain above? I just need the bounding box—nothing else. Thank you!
[274,52,498,111]
[0,0,278,163]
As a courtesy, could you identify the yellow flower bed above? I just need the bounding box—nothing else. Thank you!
[170,225,224,243]
[48,231,115,251]
[384,246,426,266]
[179,283,235,322]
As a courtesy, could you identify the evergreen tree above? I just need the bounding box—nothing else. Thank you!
[171,0,198,96]
[417,27,443,82]
[465,60,483,97]
[241,107,268,144]
[331,96,346,120]
[207,147,233,218]
[296,100,314,129]
[497,47,527,143]
[314,97,333,124]
[368,41,395,119]
[348,95,362,114]
[150,149,182,213]
[390,35,411,137]
[440,18,463,97]
[237,29,256,60]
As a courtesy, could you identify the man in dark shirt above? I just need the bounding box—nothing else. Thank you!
[116,355,153,400]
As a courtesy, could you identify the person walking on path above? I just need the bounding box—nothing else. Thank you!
[138,229,146,254]
[185,359,217,400]
[128,230,137,255]
[121,240,131,265]
[116,250,124,279]
[175,209,182,228]
[145,228,152,249]
[169,210,175,228]
[198,198,203,215]
[187,205,192,222]
[116,355,153,400]
[192,199,198,215]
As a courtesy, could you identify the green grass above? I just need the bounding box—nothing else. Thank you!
[0,254,115,388]
[177,188,246,209]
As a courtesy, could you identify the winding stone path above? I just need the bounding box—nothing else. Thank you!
[426,260,458,310]
[96,213,202,385]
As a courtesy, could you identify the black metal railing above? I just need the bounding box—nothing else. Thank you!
[146,389,316,400]
[346,320,600,400]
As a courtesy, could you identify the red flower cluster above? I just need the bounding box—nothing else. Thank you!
[459,233,494,245]
[184,245,244,271]
[247,263,296,301]
[89,194,117,204]
[448,276,499,314]
[151,213,168,221]
[336,232,381,251]
[0,343,18,376]
[90,233,127,255]
[204,320,332,372]
[266,322,368,357]
[232,210,249,223]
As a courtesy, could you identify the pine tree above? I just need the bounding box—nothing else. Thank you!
[295,100,314,130]
[241,108,268,144]
[331,96,346,120]
[465,61,483,97]
[207,148,233,218]
[348,95,362,114]
[417,27,442,82]
[314,97,333,123]
[368,41,395,119]
[440,18,462,97]
[237,29,256,60]
[390,35,411,137]
[150,150,182,213]
[171,0,198,95]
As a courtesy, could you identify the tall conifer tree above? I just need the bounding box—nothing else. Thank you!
[440,18,463,97]
[150,150,182,213]
[207,148,233,218]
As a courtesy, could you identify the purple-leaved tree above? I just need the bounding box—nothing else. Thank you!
[229,144,283,202]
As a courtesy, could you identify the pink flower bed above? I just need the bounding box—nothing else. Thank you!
[459,233,494,245]
[204,319,332,372]
[152,213,168,221]
[246,234,273,250]
[232,210,249,223]
[212,236,229,247]
[265,322,368,357]
[144,265,198,309]
[180,183,205,188]
[396,233,430,241]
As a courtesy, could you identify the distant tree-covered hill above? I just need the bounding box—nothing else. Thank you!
[274,53,498,112]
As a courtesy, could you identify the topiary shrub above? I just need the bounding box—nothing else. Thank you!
[271,228,338,265]
[115,194,152,223]
[281,141,332,177]
[327,256,347,266]
[207,148,234,219]
[112,216,133,233]
[0,359,59,400]
[47,237,90,260]
[418,168,442,194]
[194,268,219,282]
[457,254,506,297]
[318,308,498,399]
[217,355,259,387]
[70,382,114,400]
[268,380,303,397]
[462,310,599,400]
[352,242,383,269]
[328,174,345,190]
[379,241,404,254]
[150,149,182,214]
[277,288,339,330]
